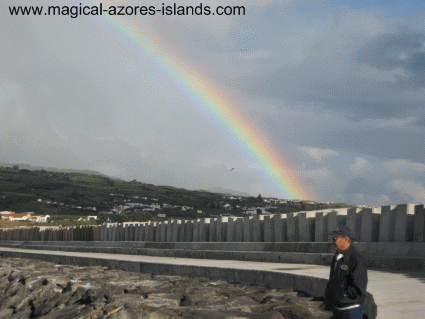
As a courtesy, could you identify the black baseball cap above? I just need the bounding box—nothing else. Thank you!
[328,225,354,239]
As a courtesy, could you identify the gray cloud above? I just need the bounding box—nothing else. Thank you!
[293,31,425,118]
[355,31,425,73]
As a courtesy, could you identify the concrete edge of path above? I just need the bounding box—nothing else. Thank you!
[0,248,378,319]
[1,242,423,272]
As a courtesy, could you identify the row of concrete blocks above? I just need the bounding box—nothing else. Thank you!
[0,226,101,242]
[100,203,425,243]
[0,203,424,243]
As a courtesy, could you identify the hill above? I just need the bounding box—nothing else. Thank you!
[0,165,354,223]
[0,162,105,176]
[204,187,252,197]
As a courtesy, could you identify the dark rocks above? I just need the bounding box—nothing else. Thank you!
[0,307,14,319]
[0,257,333,319]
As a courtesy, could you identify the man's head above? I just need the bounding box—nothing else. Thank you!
[328,226,354,253]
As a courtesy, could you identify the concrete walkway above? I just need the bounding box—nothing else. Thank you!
[0,247,424,319]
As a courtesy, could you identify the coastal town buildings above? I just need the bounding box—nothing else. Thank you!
[0,211,50,222]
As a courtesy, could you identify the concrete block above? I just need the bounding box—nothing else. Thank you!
[105,225,109,242]
[123,224,128,241]
[131,223,136,241]
[193,219,200,242]
[200,218,211,242]
[315,211,330,242]
[109,225,113,242]
[118,223,124,241]
[414,204,425,242]
[287,212,299,242]
[154,223,159,242]
[226,217,235,242]
[263,215,274,242]
[360,207,381,242]
[298,212,316,242]
[100,224,105,241]
[243,216,252,242]
[198,218,205,242]
[161,221,168,242]
[132,224,138,241]
[250,215,262,242]
[395,204,415,242]
[144,223,149,241]
[95,226,101,241]
[145,222,151,242]
[139,223,146,242]
[216,217,228,242]
[209,218,217,242]
[111,224,117,242]
[142,223,148,241]
[172,220,181,242]
[259,215,265,242]
[128,224,134,241]
[379,205,397,242]
[136,223,145,241]
[273,214,287,242]
[235,218,244,242]
[147,222,155,241]
[130,224,136,241]
[137,225,143,242]
[167,221,173,242]
[186,220,193,242]
[155,222,161,242]
[179,220,187,242]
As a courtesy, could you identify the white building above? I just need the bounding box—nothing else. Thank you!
[29,215,50,223]
[1,212,50,222]
[1,213,32,221]
[0,211,14,215]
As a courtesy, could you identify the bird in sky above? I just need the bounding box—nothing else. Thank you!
[229,168,234,172]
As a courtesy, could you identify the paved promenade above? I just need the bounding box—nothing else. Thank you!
[0,247,423,319]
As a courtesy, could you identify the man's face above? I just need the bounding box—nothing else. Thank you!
[332,236,349,252]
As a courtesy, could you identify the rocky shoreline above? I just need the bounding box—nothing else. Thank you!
[0,257,332,319]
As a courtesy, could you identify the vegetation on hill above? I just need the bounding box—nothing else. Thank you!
[0,165,354,225]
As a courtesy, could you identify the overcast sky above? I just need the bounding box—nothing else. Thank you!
[1,0,425,205]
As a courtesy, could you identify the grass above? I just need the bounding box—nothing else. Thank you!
[0,220,49,228]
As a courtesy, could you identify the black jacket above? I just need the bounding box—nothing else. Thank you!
[325,245,368,308]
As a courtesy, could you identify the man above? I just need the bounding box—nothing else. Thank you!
[325,226,368,319]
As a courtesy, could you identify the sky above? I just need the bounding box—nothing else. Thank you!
[1,0,425,206]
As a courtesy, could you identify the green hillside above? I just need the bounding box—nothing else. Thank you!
[0,165,354,223]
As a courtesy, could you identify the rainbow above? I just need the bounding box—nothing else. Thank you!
[88,1,314,200]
